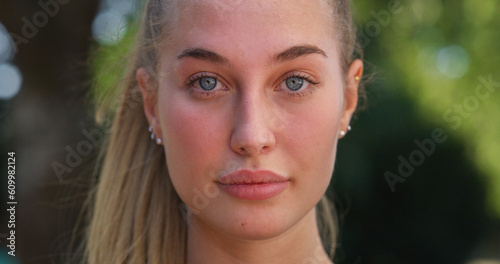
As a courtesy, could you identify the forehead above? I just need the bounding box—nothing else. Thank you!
[166,0,336,61]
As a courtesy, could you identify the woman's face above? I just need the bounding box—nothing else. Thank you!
[140,0,360,240]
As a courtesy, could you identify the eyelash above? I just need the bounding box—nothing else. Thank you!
[183,72,228,98]
[183,72,320,100]
[278,72,319,99]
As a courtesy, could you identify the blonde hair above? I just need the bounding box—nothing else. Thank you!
[84,0,362,263]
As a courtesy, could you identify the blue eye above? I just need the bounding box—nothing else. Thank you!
[199,77,217,90]
[184,72,230,99]
[275,73,319,100]
[285,77,304,91]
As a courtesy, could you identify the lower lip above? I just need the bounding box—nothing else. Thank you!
[217,182,289,200]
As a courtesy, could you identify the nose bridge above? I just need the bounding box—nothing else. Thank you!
[239,92,287,133]
[239,89,268,128]
[230,85,277,155]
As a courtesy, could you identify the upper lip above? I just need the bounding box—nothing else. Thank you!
[217,169,289,185]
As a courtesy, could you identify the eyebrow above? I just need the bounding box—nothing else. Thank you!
[274,45,327,63]
[177,48,229,65]
[176,45,327,65]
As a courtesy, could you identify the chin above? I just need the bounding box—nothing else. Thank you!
[208,200,303,241]
[222,216,293,241]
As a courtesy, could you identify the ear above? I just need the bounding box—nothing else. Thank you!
[137,67,160,131]
[339,59,363,138]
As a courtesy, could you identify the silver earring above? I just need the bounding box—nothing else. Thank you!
[340,130,346,136]
[156,138,162,145]
[347,125,352,131]
[149,125,156,139]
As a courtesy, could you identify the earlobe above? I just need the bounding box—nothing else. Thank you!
[137,67,159,129]
[339,59,363,138]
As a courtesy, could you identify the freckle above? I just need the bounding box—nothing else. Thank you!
[241,223,245,227]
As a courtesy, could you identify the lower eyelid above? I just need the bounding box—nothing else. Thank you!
[286,86,317,98]
[185,77,230,99]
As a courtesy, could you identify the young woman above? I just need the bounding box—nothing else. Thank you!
[86,0,363,263]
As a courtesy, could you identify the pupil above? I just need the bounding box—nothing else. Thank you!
[199,77,217,90]
[286,77,303,91]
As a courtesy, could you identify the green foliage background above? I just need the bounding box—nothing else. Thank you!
[352,0,499,214]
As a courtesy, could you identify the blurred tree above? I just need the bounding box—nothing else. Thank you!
[355,0,500,214]
[331,0,499,263]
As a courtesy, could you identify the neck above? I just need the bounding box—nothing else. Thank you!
[186,208,333,264]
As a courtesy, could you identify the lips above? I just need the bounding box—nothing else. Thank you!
[216,169,289,200]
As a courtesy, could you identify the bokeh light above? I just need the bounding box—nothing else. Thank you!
[0,63,22,100]
[91,10,128,45]
[436,45,470,79]
[91,0,139,45]
[0,23,14,62]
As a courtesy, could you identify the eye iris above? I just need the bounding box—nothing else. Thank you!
[199,77,217,90]
[286,77,304,91]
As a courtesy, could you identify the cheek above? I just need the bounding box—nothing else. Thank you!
[156,89,228,203]
[280,87,343,191]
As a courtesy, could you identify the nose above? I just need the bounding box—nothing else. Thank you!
[230,91,277,156]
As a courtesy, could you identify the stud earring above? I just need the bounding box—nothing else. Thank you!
[354,76,360,82]
[149,125,156,140]
[156,138,162,145]
[347,125,352,131]
[340,130,346,136]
